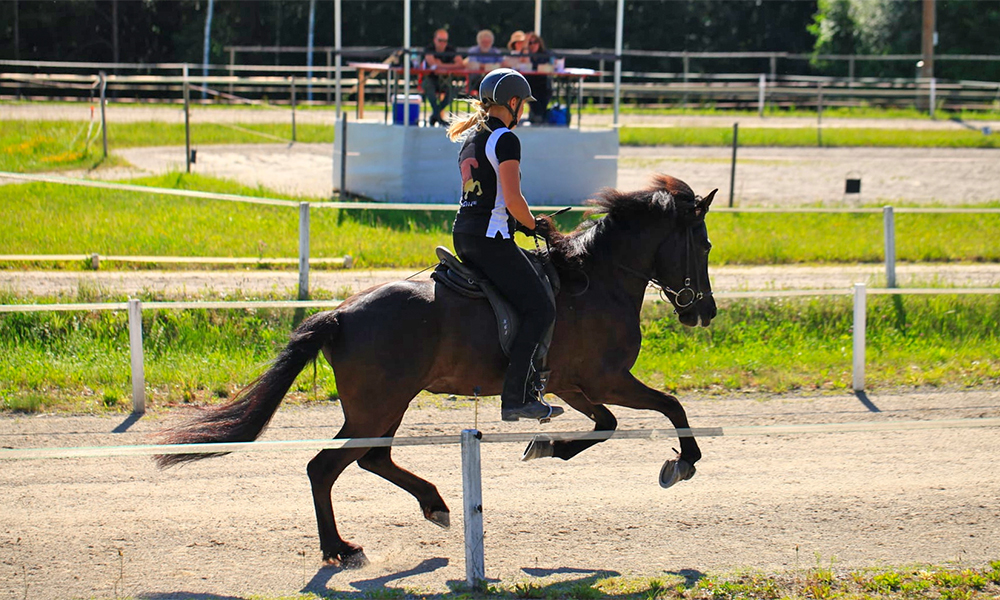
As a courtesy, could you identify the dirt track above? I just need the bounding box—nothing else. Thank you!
[2,390,999,599]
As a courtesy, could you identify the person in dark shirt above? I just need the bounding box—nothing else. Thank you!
[445,68,564,423]
[422,28,464,126]
[525,33,554,125]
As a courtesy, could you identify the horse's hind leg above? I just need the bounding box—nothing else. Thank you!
[357,419,450,528]
[307,439,370,566]
[522,390,618,461]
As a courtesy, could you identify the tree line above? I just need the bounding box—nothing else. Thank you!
[1,0,997,81]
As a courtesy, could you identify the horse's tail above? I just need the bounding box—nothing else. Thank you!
[155,311,339,468]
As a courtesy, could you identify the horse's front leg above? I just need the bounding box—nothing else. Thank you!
[357,419,450,529]
[586,374,701,488]
[522,390,618,461]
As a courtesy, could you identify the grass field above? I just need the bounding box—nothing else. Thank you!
[2,289,998,412]
[477,561,1000,600]
[2,174,999,268]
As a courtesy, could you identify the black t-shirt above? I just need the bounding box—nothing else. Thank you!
[423,43,461,85]
[453,117,521,239]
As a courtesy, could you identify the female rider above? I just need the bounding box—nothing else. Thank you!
[446,68,563,423]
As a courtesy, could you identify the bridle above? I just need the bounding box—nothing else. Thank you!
[618,225,708,312]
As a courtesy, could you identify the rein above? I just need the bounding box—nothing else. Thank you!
[618,228,706,310]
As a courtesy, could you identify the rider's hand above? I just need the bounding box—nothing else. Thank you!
[515,219,536,236]
[532,216,554,240]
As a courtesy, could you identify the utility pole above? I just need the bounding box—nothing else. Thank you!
[921,0,936,79]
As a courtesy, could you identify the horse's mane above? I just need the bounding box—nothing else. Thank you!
[543,174,697,269]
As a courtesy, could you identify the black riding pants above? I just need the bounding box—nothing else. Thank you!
[454,232,557,404]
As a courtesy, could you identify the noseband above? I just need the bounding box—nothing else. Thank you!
[619,227,708,312]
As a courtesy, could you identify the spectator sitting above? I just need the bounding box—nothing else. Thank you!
[466,29,502,90]
[422,28,464,126]
[525,32,554,125]
[502,30,531,72]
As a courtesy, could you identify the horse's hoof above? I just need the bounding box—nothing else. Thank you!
[659,458,696,489]
[427,510,450,529]
[340,549,369,570]
[521,435,554,461]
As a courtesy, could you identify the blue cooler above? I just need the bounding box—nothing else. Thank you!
[547,105,569,126]
[393,94,421,125]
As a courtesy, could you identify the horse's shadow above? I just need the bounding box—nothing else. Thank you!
[302,556,449,595]
[137,594,243,600]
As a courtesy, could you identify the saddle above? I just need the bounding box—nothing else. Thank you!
[431,246,560,376]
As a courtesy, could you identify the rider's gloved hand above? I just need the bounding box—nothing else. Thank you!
[515,219,536,236]
[515,216,554,240]
[532,216,554,241]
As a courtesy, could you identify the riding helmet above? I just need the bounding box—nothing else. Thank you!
[479,68,536,106]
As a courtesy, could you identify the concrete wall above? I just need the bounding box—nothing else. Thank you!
[332,119,618,205]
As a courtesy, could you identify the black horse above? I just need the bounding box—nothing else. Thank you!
[158,174,718,566]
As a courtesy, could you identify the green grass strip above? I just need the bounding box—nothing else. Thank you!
[2,292,999,412]
[3,174,1000,267]
[620,126,1000,148]
[1,120,335,172]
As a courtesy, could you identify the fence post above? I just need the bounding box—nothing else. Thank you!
[291,76,297,143]
[758,74,766,117]
[728,122,738,208]
[883,206,896,288]
[461,429,485,589]
[852,283,866,392]
[929,77,936,118]
[298,202,310,301]
[98,71,108,160]
[128,299,146,414]
[183,64,191,174]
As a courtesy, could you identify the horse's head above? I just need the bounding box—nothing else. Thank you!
[650,177,718,327]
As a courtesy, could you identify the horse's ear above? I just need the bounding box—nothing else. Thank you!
[697,189,718,217]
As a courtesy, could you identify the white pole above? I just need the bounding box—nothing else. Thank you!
[852,283,867,392]
[883,206,896,288]
[307,0,316,102]
[201,0,214,100]
[534,0,542,36]
[334,0,342,116]
[127,299,146,414]
[612,0,624,127]
[461,430,485,588]
[298,202,310,300]
[403,0,412,125]
[758,73,766,117]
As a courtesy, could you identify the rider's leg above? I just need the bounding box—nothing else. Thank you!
[454,233,561,422]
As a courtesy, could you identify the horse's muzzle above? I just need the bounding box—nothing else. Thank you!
[677,294,716,328]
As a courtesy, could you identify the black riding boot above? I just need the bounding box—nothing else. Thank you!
[500,348,564,423]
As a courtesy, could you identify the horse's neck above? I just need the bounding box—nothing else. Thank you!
[586,230,660,309]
